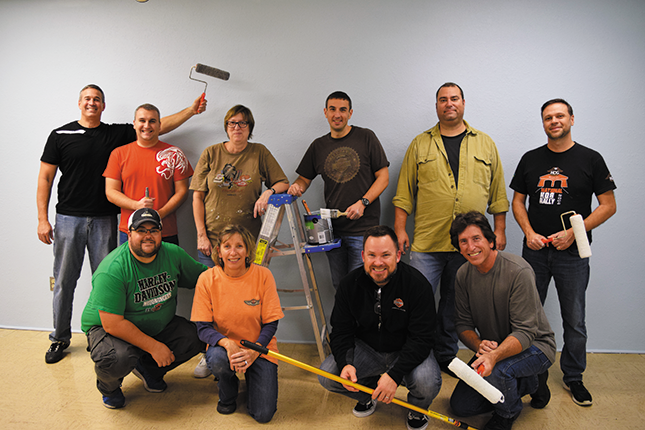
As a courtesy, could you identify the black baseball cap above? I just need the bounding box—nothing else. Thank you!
[128,208,163,231]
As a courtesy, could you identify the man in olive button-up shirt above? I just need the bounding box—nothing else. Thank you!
[392,82,509,375]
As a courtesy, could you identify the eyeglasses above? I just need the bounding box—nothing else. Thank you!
[374,288,382,330]
[132,227,161,235]
[226,121,249,129]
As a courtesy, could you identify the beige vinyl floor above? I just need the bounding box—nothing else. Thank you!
[1,328,643,429]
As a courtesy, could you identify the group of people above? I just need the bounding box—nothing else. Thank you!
[37,82,616,429]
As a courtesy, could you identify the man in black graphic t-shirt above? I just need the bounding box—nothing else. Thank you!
[510,98,617,407]
[288,91,389,291]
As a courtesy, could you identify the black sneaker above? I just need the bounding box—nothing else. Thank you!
[102,388,126,409]
[565,380,593,406]
[530,370,551,409]
[217,400,237,414]
[132,363,167,393]
[482,412,519,430]
[406,412,429,430]
[45,341,70,364]
[352,399,377,417]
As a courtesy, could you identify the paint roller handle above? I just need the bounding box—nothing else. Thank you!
[241,340,269,356]
[244,340,477,429]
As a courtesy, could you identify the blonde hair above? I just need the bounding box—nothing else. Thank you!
[214,225,256,268]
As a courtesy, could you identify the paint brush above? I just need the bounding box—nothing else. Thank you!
[320,208,347,219]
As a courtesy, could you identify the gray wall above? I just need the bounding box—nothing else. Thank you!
[1,0,643,353]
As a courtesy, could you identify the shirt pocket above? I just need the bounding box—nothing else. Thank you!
[417,153,439,183]
[472,154,492,189]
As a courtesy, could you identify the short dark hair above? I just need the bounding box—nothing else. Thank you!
[541,98,573,116]
[214,224,256,269]
[450,211,496,250]
[79,84,105,103]
[325,91,352,110]
[224,104,255,139]
[436,82,464,100]
[134,103,161,120]
[363,225,398,250]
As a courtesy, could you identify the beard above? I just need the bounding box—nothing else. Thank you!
[547,125,571,140]
[365,266,398,287]
[130,240,161,259]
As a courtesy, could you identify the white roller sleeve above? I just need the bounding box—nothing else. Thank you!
[448,357,505,404]
[570,214,592,258]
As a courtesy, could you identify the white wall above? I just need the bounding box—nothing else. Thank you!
[1,0,643,352]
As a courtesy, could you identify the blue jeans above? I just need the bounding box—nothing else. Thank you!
[51,214,117,343]
[326,235,364,290]
[87,315,204,396]
[197,250,216,268]
[318,339,442,418]
[118,230,179,246]
[409,251,466,363]
[206,345,278,423]
[450,345,552,419]
[522,244,590,383]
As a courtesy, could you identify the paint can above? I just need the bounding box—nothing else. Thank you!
[304,212,333,245]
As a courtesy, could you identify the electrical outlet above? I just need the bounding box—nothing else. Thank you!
[50,277,55,291]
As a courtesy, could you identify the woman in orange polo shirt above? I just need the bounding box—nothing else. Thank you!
[191,224,284,423]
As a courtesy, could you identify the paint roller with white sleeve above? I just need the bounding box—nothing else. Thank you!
[448,357,505,404]
[570,213,592,258]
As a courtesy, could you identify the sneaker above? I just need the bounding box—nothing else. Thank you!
[406,412,429,430]
[437,358,457,378]
[45,341,70,364]
[102,388,126,409]
[217,400,237,414]
[352,399,377,418]
[482,412,519,430]
[565,380,593,406]
[194,355,211,378]
[530,370,551,409]
[132,363,167,393]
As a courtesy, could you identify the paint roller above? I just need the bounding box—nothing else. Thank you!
[448,357,505,404]
[189,63,230,103]
[240,340,478,429]
[541,211,592,258]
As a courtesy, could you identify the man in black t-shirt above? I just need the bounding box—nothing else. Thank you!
[288,91,389,291]
[37,84,205,364]
[510,98,616,407]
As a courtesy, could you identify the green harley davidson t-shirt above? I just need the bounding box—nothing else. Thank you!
[81,242,207,336]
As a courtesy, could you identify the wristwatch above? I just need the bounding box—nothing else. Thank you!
[361,197,370,207]
[270,187,276,194]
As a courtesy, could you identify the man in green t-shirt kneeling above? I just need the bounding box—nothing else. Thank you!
[81,208,208,409]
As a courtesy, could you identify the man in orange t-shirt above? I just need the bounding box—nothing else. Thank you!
[104,104,193,244]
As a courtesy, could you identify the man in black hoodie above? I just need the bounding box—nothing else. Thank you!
[319,225,441,430]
